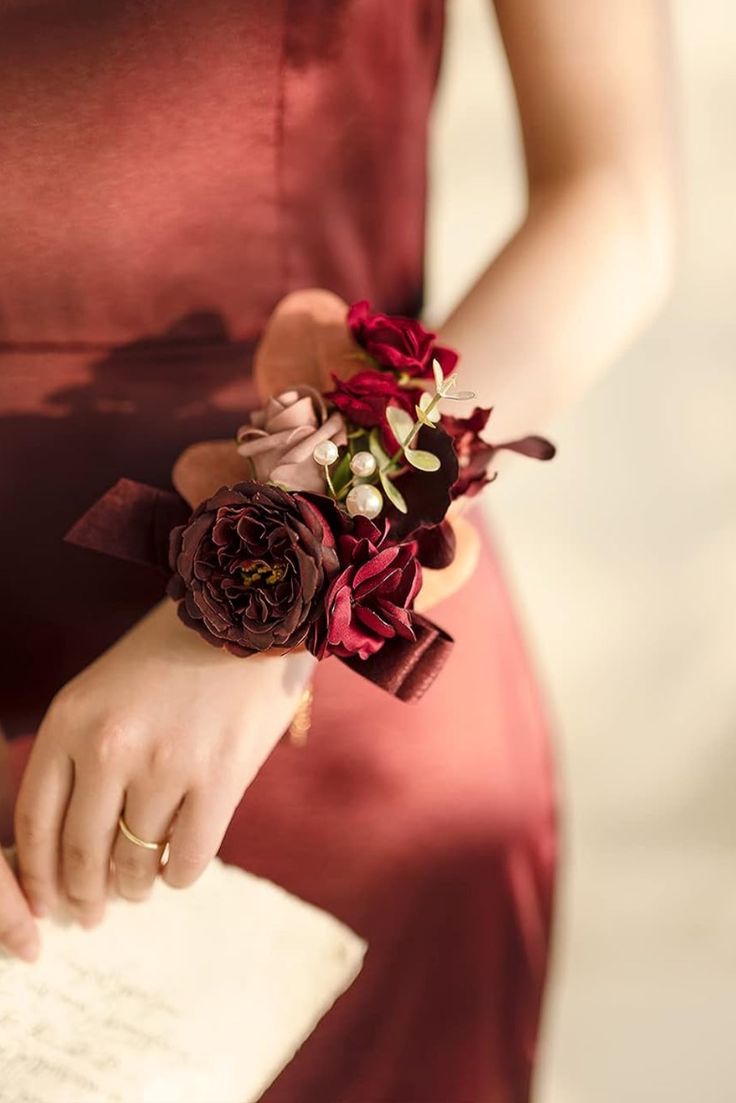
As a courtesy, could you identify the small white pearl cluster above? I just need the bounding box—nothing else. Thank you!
[311,439,339,467]
[312,443,383,519]
[346,484,383,519]
[349,451,377,477]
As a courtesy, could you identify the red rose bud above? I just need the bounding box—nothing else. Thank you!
[313,518,422,661]
[347,300,458,380]
[326,370,416,451]
[168,482,339,656]
[441,407,556,499]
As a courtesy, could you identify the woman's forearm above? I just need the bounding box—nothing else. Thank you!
[438,165,676,440]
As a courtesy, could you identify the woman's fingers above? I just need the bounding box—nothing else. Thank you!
[14,741,73,918]
[0,852,39,962]
[60,771,124,928]
[163,785,241,890]
[112,786,182,902]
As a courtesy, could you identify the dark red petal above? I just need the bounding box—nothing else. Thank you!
[494,435,556,461]
[432,344,459,375]
[352,546,400,592]
[354,604,395,638]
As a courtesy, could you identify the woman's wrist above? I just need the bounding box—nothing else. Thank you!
[151,597,318,684]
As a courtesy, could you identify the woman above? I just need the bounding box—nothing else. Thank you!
[0,2,674,1100]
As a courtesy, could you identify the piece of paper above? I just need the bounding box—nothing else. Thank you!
[0,858,366,1103]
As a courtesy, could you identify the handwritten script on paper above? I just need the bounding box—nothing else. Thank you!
[1,962,185,1102]
[0,858,366,1103]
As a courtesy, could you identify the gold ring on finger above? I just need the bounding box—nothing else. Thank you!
[117,813,167,851]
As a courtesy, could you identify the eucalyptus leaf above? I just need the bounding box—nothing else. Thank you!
[404,448,441,472]
[368,428,391,468]
[444,389,476,401]
[386,406,414,447]
[432,357,444,391]
[379,469,408,513]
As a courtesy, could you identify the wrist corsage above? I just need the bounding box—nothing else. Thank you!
[66,291,554,702]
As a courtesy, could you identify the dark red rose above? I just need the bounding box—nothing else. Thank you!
[167,482,339,656]
[347,300,458,380]
[312,518,422,661]
[442,407,557,499]
[326,370,416,451]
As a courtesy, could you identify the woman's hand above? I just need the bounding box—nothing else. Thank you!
[0,851,39,961]
[14,599,315,927]
[0,738,39,961]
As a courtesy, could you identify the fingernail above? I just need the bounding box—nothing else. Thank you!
[78,906,105,930]
[13,932,40,963]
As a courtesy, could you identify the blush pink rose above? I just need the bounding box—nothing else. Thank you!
[236,386,346,493]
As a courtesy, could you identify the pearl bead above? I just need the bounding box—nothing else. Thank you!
[312,439,339,467]
[346,484,383,520]
[349,451,377,478]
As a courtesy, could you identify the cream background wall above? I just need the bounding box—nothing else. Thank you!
[426,3,736,1101]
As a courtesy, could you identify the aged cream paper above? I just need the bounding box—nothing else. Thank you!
[0,858,366,1103]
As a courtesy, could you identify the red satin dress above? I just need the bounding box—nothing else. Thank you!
[0,3,556,1100]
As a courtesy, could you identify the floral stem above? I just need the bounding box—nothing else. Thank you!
[383,392,443,473]
[324,464,338,500]
[336,477,355,501]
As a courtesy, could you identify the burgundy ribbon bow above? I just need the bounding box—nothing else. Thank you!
[65,479,453,703]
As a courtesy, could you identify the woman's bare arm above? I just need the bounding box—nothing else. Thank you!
[439,0,678,437]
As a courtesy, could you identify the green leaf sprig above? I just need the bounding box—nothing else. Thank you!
[322,358,474,516]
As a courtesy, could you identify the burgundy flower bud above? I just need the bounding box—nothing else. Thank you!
[326,370,417,451]
[313,518,422,661]
[347,300,458,380]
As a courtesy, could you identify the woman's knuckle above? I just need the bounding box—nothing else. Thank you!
[46,684,77,722]
[148,738,179,778]
[14,807,47,850]
[63,840,95,875]
[90,720,133,767]
[115,852,149,880]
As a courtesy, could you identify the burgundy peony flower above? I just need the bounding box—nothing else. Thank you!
[347,300,458,380]
[313,518,422,661]
[442,407,557,499]
[167,481,339,656]
[326,370,417,451]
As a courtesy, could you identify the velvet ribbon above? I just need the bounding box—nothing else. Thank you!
[65,479,453,703]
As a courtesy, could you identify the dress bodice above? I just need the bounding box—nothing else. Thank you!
[0,0,445,349]
[0,0,446,734]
